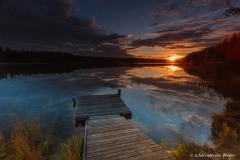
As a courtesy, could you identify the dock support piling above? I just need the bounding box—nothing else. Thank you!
[72,98,76,108]
[118,89,121,97]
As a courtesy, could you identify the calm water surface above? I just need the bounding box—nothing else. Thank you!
[0,65,226,146]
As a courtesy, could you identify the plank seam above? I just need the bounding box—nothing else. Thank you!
[83,120,88,160]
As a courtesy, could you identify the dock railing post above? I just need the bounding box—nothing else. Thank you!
[72,98,76,108]
[118,89,121,97]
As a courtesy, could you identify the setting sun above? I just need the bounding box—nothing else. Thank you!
[169,55,181,62]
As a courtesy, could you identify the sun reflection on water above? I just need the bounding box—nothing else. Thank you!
[167,65,181,71]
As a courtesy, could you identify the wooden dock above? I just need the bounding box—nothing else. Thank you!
[85,116,175,160]
[75,90,176,160]
[75,90,131,126]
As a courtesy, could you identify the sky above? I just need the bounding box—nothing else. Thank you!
[0,0,239,58]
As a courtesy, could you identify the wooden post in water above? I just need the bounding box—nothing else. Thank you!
[118,89,121,97]
[72,98,76,108]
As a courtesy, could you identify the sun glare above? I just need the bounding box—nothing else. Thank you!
[167,65,181,71]
[169,55,180,62]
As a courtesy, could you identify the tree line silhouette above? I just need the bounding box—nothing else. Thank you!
[181,33,240,65]
[0,47,167,64]
[0,47,169,80]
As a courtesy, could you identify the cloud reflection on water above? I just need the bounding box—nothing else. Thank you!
[122,66,225,145]
[0,65,226,146]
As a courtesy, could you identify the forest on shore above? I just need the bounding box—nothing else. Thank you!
[180,33,240,65]
[0,47,167,64]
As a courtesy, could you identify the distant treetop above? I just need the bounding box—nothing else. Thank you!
[182,32,240,64]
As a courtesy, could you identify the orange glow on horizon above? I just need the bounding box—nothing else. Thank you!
[168,55,182,62]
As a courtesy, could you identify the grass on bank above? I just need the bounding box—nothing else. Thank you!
[0,133,6,159]
[172,101,240,160]
[172,141,214,160]
[0,119,83,160]
[171,126,239,160]
[12,119,53,160]
[54,134,83,160]
[211,101,240,154]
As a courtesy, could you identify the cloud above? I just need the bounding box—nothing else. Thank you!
[0,0,132,57]
[132,0,240,52]
[152,0,224,19]
[133,27,216,48]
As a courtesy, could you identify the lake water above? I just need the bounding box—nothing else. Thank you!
[0,65,226,146]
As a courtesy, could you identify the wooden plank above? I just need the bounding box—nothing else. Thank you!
[87,135,148,149]
[87,117,127,125]
[79,98,123,104]
[87,132,146,145]
[87,132,147,146]
[103,147,165,160]
[123,150,172,160]
[88,125,135,135]
[75,93,132,126]
[76,91,175,160]
[76,110,131,117]
[77,103,128,110]
[77,106,129,113]
[88,130,141,143]
[88,143,159,158]
[88,128,138,137]
[87,139,156,155]
[79,100,125,107]
[89,145,161,159]
[85,116,175,160]
[88,116,125,123]
[78,103,129,111]
[77,108,130,115]
[76,111,131,118]
[77,111,131,118]
[88,120,131,127]
[79,94,118,98]
[78,96,119,104]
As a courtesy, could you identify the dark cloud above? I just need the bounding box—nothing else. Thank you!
[1,0,239,57]
[147,18,227,40]
[132,0,240,52]
[152,0,223,19]
[0,0,132,57]
[153,0,191,19]
[133,27,215,48]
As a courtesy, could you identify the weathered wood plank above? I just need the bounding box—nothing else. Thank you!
[87,132,146,146]
[79,101,125,107]
[77,104,128,111]
[77,91,175,160]
[87,130,142,143]
[89,123,137,130]
[88,125,132,134]
[76,110,131,118]
[87,140,156,155]
[88,117,128,125]
[87,116,125,123]
[77,108,131,115]
[107,146,163,159]
[85,116,175,160]
[87,135,148,150]
[75,93,132,126]
[88,128,139,138]
[88,146,161,159]
[88,144,159,158]
[123,150,172,160]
